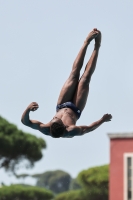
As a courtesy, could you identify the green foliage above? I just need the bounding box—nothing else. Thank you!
[77,165,109,200]
[12,183,33,188]
[55,165,109,200]
[0,116,46,171]
[0,185,54,200]
[69,178,82,190]
[54,189,88,200]
[33,170,72,194]
[15,173,30,179]
[78,165,109,188]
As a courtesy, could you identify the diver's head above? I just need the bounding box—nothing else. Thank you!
[50,118,66,138]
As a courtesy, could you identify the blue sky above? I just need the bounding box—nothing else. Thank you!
[0,0,133,185]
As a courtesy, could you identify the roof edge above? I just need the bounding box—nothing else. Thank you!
[107,133,133,139]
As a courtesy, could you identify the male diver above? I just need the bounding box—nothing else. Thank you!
[21,28,112,138]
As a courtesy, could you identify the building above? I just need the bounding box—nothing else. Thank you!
[108,133,133,200]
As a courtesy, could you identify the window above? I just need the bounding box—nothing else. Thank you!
[124,154,133,200]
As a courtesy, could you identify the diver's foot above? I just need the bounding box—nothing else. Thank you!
[94,29,102,48]
[85,28,99,45]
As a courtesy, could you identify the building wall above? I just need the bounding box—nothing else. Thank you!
[109,138,133,200]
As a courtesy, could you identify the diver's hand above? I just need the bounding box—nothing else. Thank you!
[102,114,112,122]
[27,102,39,112]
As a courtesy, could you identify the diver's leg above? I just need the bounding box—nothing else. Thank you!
[73,30,101,111]
[57,29,99,105]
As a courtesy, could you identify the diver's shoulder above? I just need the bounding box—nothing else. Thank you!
[62,125,77,138]
[39,123,51,135]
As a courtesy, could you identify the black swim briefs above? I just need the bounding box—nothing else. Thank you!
[56,102,81,119]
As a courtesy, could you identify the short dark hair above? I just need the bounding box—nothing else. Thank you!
[50,122,65,138]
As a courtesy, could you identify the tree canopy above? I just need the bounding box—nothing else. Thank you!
[55,165,109,200]
[54,189,88,200]
[78,164,109,188]
[69,178,82,190]
[0,116,46,172]
[32,170,72,194]
[0,185,54,200]
[77,165,109,200]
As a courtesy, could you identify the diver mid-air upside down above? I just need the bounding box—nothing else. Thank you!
[21,28,112,138]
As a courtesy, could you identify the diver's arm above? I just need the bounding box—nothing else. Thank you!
[21,102,51,135]
[21,102,43,129]
[79,118,104,135]
[69,114,112,136]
